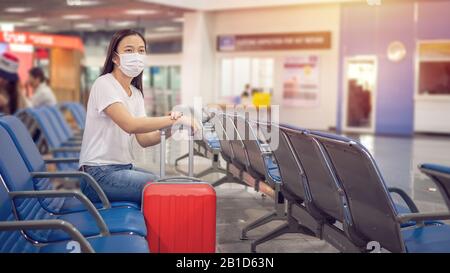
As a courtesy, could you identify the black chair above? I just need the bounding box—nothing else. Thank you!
[249,122,318,252]
[175,108,227,181]
[208,111,246,187]
[312,131,450,252]
[234,115,287,240]
[282,125,364,252]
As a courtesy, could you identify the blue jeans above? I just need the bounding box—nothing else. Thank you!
[81,164,159,206]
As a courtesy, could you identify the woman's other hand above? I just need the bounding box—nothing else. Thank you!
[168,111,183,120]
[176,115,201,134]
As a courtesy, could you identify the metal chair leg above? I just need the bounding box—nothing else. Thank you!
[174,150,207,175]
[196,166,226,178]
[211,174,247,188]
[251,221,315,253]
[211,175,230,187]
[241,211,283,240]
[240,183,287,240]
[174,152,190,166]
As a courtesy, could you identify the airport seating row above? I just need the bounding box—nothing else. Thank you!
[0,103,149,253]
[2,101,450,253]
[195,106,450,253]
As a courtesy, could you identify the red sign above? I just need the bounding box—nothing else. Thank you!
[218,32,331,52]
[0,31,84,52]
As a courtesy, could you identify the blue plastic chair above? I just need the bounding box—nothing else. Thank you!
[0,181,149,253]
[0,125,147,243]
[46,106,82,143]
[25,108,80,170]
[61,102,85,130]
[419,163,450,210]
[0,115,140,212]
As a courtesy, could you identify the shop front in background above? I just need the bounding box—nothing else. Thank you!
[0,31,84,104]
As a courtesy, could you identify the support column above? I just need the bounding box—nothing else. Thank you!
[181,11,216,106]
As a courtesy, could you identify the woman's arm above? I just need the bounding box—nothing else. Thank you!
[135,130,170,148]
[104,102,176,134]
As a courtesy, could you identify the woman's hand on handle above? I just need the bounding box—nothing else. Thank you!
[176,115,201,134]
[168,111,183,120]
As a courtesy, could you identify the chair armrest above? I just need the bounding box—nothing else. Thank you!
[62,141,82,146]
[9,189,110,237]
[260,144,273,156]
[419,165,450,180]
[30,171,111,209]
[0,219,94,253]
[203,123,214,130]
[388,187,419,213]
[44,158,79,164]
[50,147,81,153]
[397,212,450,225]
[68,136,83,141]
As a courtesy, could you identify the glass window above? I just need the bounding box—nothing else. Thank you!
[220,57,274,98]
[220,59,233,97]
[418,41,450,96]
[233,58,251,95]
[169,66,181,90]
[150,66,168,89]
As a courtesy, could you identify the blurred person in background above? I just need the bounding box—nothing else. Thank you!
[0,52,28,114]
[240,83,252,105]
[27,66,57,107]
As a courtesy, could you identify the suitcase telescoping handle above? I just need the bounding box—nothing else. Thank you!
[157,176,203,182]
[159,125,195,178]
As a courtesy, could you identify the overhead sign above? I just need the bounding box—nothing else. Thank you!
[0,31,84,52]
[217,32,331,52]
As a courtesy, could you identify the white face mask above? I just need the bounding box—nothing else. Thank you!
[116,52,145,78]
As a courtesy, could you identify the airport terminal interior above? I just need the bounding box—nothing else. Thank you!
[1,0,450,254]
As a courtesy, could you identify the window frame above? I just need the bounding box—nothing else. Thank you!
[415,39,450,102]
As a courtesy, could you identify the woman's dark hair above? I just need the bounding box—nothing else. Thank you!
[5,80,19,114]
[101,29,146,95]
[29,67,46,83]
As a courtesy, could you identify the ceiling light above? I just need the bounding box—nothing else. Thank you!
[154,26,179,32]
[66,0,101,6]
[125,9,157,16]
[13,22,30,27]
[37,25,52,31]
[24,17,43,23]
[74,23,94,29]
[62,14,89,20]
[112,21,135,27]
[5,7,32,13]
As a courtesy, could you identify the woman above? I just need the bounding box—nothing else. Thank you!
[79,29,197,205]
[0,52,21,114]
[27,66,57,107]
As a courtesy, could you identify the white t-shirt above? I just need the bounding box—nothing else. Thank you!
[31,82,57,107]
[79,73,146,167]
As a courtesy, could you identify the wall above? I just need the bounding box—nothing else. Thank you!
[211,4,340,130]
[50,48,82,102]
[414,0,450,134]
[339,0,450,135]
[339,1,416,136]
[181,12,216,106]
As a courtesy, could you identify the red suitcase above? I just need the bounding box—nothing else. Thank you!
[142,178,216,253]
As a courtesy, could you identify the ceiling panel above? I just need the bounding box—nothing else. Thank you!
[0,0,189,33]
